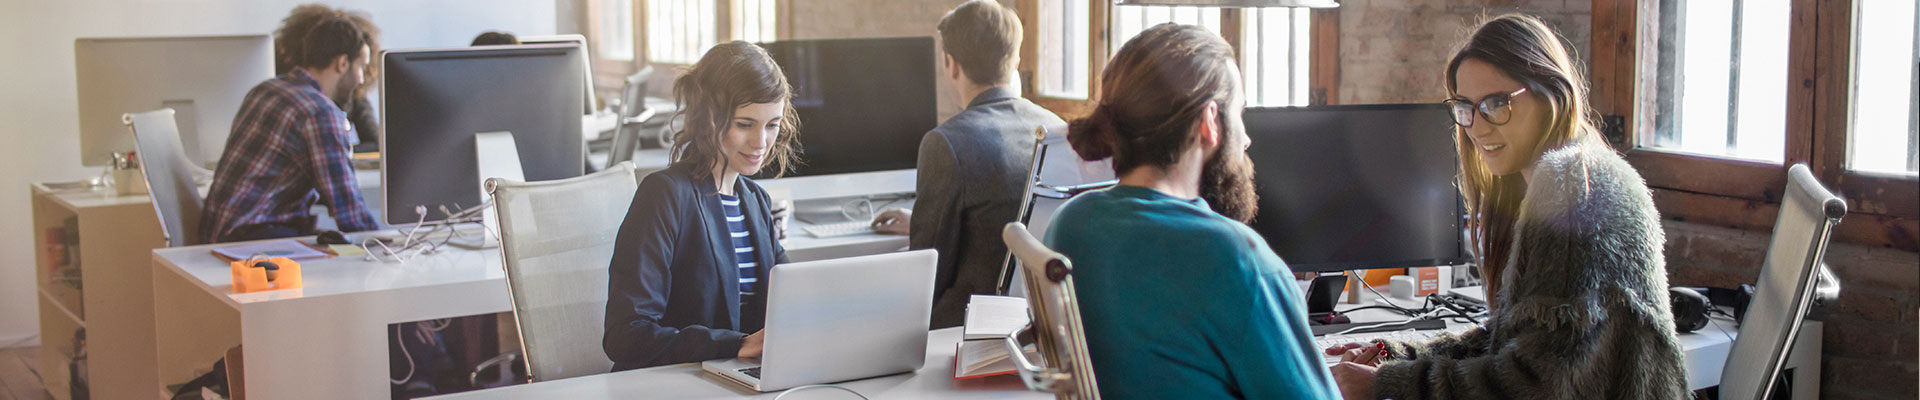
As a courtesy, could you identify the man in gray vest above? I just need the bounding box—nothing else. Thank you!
[871,0,1066,328]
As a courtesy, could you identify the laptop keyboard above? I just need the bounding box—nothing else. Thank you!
[741,367,761,379]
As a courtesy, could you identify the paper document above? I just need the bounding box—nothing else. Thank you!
[963,295,1031,340]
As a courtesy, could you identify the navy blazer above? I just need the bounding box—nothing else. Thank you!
[604,163,788,371]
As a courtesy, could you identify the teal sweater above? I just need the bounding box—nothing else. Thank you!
[1045,185,1338,399]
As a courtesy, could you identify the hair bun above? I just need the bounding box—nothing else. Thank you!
[1067,105,1118,161]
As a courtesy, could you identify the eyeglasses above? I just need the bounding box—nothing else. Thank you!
[1443,87,1528,128]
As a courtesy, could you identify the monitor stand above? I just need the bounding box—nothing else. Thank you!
[448,131,524,249]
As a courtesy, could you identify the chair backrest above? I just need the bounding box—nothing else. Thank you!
[1720,164,1846,400]
[608,67,654,166]
[1002,223,1100,400]
[126,109,204,247]
[486,161,639,382]
[997,125,1114,295]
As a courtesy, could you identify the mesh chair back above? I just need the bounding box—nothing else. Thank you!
[126,109,204,247]
[487,161,639,381]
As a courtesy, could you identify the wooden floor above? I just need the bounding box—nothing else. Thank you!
[0,346,48,400]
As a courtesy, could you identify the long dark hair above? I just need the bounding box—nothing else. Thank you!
[1066,23,1239,175]
[1447,14,1602,308]
[669,41,802,182]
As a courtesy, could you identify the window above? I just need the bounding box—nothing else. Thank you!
[1645,0,1791,162]
[1241,7,1311,107]
[733,0,777,44]
[1592,0,1918,251]
[646,0,720,65]
[1032,3,1316,109]
[1108,5,1221,56]
[1038,0,1091,99]
[1846,0,1918,176]
[598,0,636,61]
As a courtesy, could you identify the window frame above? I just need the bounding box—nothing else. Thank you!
[1015,1,1341,121]
[581,0,780,98]
[1592,0,1918,251]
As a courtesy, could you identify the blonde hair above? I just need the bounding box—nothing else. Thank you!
[1445,14,1604,307]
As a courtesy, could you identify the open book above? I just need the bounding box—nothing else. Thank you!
[955,295,1035,379]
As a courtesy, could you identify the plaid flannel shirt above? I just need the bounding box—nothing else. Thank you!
[200,69,378,243]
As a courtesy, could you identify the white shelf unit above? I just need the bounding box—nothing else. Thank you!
[29,183,165,400]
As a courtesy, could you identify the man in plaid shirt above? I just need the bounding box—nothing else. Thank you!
[200,15,379,243]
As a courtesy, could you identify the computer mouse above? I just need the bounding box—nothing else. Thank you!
[316,230,351,246]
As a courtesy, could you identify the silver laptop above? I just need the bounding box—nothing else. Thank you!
[702,249,937,392]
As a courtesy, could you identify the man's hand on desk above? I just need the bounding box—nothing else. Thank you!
[739,330,765,359]
[870,208,911,235]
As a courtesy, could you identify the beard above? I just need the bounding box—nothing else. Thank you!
[331,77,359,109]
[1201,134,1260,223]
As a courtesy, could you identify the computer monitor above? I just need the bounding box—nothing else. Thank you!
[1241,104,1470,273]
[754,37,938,179]
[379,44,587,225]
[74,35,273,167]
[518,35,597,115]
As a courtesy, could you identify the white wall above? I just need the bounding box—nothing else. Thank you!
[0,0,558,346]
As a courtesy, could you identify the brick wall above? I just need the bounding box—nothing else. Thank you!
[1337,0,1590,104]
[1666,220,1920,400]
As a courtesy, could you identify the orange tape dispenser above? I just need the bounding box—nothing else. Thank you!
[230,255,304,293]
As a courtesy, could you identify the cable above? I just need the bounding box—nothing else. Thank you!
[773,384,868,400]
[391,324,415,385]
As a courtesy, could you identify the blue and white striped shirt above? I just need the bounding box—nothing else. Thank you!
[718,193,758,295]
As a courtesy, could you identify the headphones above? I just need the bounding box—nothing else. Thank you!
[1668,285,1755,333]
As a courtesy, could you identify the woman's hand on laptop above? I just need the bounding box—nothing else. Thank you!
[739,330,765,359]
[871,208,911,235]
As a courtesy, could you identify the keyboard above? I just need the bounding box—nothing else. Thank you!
[1315,323,1474,366]
[740,367,761,379]
[803,221,876,238]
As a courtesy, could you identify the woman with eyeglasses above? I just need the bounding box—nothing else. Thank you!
[1323,14,1688,400]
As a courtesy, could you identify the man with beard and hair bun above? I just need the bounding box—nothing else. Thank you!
[1045,23,1336,399]
[201,14,378,243]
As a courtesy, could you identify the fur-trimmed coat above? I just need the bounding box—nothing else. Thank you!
[1371,139,1690,400]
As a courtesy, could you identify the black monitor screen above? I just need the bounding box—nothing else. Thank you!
[756,37,937,178]
[1242,104,1468,273]
[381,45,586,225]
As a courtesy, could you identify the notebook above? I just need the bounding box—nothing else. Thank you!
[954,295,1036,379]
[211,240,329,262]
[962,295,1030,340]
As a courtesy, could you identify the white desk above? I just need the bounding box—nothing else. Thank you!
[150,226,912,399]
[422,327,1047,400]
[1333,288,1821,398]
[152,238,508,400]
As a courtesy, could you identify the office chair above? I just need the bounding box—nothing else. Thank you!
[608,67,656,166]
[1719,164,1846,400]
[996,125,1114,296]
[125,108,209,247]
[484,161,639,382]
[1002,223,1100,400]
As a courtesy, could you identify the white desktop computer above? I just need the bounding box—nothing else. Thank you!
[74,34,273,167]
